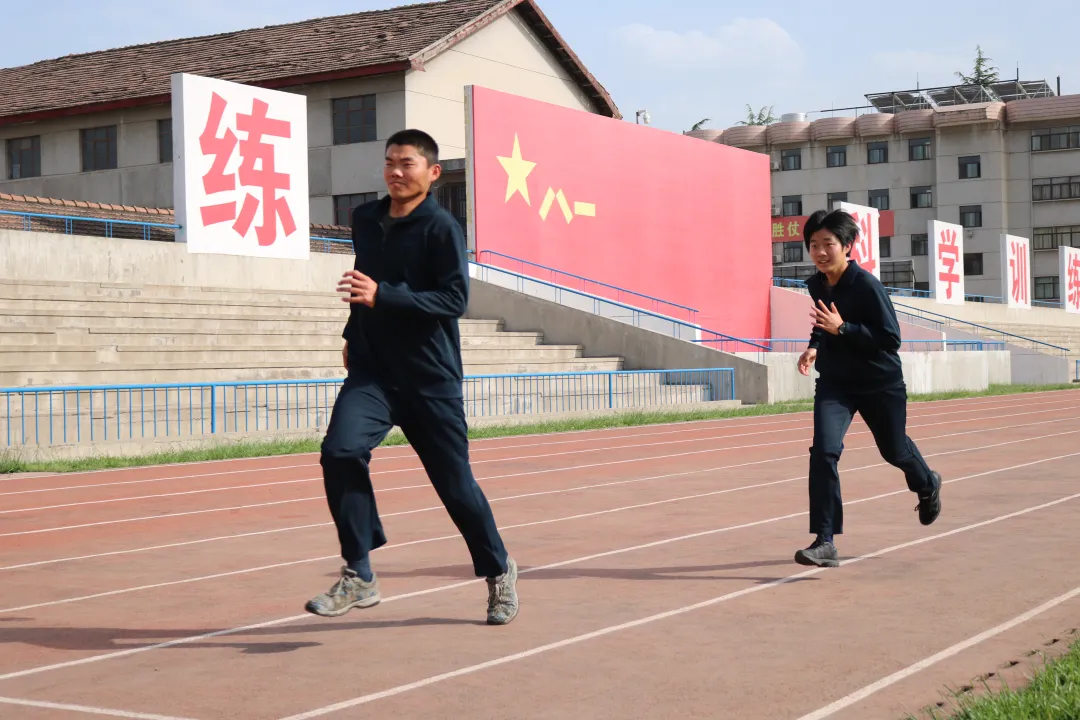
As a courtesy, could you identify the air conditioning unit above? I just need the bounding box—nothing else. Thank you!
[770,158,781,171]
[771,203,782,215]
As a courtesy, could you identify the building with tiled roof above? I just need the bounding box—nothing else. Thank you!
[0,0,618,230]
[686,81,1080,302]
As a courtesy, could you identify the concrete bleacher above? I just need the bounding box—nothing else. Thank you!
[0,279,630,387]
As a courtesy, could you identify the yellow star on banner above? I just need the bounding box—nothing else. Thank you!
[496,134,536,206]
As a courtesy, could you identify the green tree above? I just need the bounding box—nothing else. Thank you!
[688,118,711,132]
[735,104,776,126]
[956,45,999,87]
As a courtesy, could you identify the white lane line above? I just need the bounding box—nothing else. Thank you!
[2,449,1076,685]
[6,403,1074,525]
[1,416,1072,571]
[276,490,1080,718]
[3,393,1069,496]
[0,695,195,719]
[793,586,1080,720]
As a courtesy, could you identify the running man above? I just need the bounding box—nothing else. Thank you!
[794,208,942,568]
[305,129,519,625]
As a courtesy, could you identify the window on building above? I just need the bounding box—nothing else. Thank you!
[1032,176,1080,201]
[333,192,379,226]
[868,188,889,211]
[880,260,914,288]
[1034,276,1060,300]
[914,281,930,292]
[781,148,801,171]
[6,136,40,179]
[436,181,467,231]
[1033,225,1080,251]
[963,252,984,276]
[909,137,931,161]
[867,141,888,164]
[81,126,117,171]
[827,191,847,208]
[880,236,891,258]
[1031,126,1080,152]
[826,145,847,168]
[959,205,982,228]
[782,241,803,263]
[958,155,981,179]
[911,234,929,256]
[158,119,172,164]
[781,195,802,216]
[332,95,378,145]
[910,186,933,208]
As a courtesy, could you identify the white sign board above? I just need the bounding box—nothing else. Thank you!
[1000,234,1031,309]
[929,220,965,305]
[837,202,880,279]
[1061,245,1080,314]
[171,72,310,259]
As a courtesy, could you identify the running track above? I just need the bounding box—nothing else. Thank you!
[1,389,1078,719]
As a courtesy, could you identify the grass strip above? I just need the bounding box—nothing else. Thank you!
[909,635,1080,719]
[2,383,1077,475]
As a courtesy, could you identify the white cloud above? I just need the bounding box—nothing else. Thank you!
[613,18,803,75]
[873,50,971,86]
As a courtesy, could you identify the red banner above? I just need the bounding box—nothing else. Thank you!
[467,86,772,338]
[771,211,895,243]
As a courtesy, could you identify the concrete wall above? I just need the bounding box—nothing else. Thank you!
[738,350,1012,403]
[895,295,1080,329]
[404,11,594,160]
[465,280,771,405]
[0,229,353,290]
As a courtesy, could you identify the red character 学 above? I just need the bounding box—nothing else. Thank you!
[936,228,961,299]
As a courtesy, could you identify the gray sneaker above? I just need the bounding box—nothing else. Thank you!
[486,556,519,625]
[305,566,381,617]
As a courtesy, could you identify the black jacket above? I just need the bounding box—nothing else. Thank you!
[341,193,468,398]
[806,260,904,390]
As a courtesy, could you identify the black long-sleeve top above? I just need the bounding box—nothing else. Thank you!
[341,193,468,398]
[806,260,905,390]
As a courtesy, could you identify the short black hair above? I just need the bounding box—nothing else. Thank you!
[803,208,859,251]
[385,129,439,167]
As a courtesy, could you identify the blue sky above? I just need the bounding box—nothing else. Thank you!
[2,0,1077,133]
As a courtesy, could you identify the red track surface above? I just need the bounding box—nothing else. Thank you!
[1,390,1079,719]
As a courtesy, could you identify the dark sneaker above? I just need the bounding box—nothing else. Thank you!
[794,538,839,568]
[305,566,381,617]
[916,472,942,526]
[486,556,519,625]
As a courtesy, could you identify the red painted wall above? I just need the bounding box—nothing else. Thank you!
[467,86,773,340]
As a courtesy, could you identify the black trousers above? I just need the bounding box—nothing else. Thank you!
[809,379,936,537]
[319,372,509,578]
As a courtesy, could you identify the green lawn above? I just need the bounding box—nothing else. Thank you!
[912,635,1080,719]
[2,383,1077,475]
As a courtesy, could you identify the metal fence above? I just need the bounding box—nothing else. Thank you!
[695,338,1006,353]
[1,368,735,448]
[0,209,179,242]
[476,250,700,324]
[471,261,769,352]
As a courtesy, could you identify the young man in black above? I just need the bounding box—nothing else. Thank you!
[305,129,519,625]
[794,209,942,568]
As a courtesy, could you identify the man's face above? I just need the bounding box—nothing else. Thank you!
[809,229,849,274]
[384,144,441,201]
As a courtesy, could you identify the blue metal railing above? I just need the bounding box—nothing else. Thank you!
[476,250,700,324]
[471,261,769,352]
[773,277,1069,356]
[0,368,735,448]
[0,209,179,241]
[695,338,1006,353]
